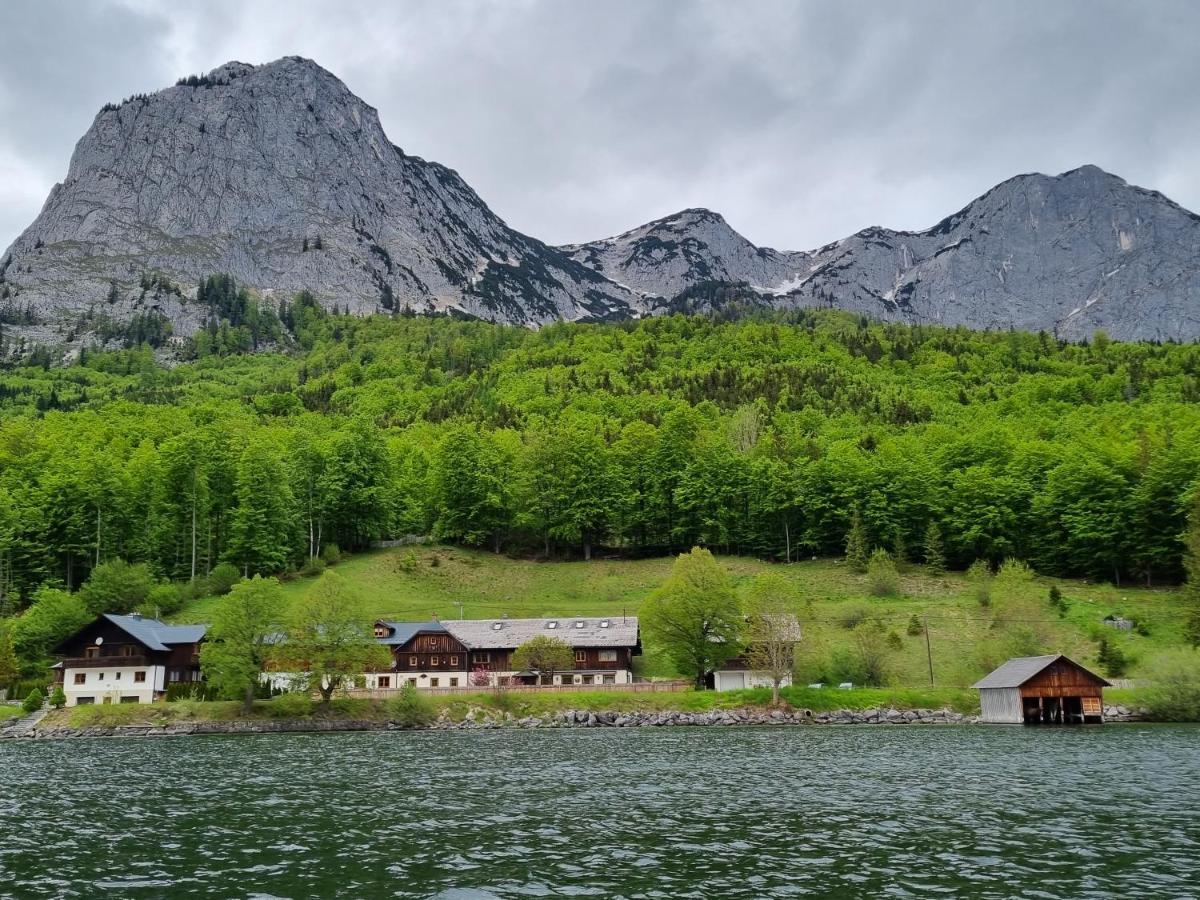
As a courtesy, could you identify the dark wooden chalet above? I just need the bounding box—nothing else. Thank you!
[973,654,1110,724]
[52,613,207,705]
[373,620,470,688]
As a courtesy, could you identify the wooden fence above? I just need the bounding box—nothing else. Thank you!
[343,680,690,700]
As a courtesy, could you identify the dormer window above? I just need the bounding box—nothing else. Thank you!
[574,621,586,629]
[492,622,503,631]
[599,620,610,628]
[373,625,390,638]
[546,621,558,629]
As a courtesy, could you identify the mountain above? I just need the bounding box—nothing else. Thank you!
[0,57,643,339]
[2,56,1198,344]
[566,166,1200,341]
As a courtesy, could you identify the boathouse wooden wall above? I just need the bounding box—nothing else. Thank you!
[979,688,1023,724]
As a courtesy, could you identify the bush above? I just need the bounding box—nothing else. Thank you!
[22,687,44,713]
[320,543,341,565]
[996,558,1035,585]
[386,684,436,728]
[867,549,900,597]
[267,692,313,719]
[397,550,420,574]
[142,583,184,618]
[836,602,874,630]
[166,682,216,702]
[79,559,156,615]
[1048,585,1065,615]
[906,614,923,637]
[967,560,992,607]
[299,556,327,578]
[886,629,904,651]
[1142,650,1200,722]
[48,686,66,709]
[207,562,241,596]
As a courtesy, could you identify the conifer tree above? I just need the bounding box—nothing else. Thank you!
[845,510,869,574]
[923,521,946,575]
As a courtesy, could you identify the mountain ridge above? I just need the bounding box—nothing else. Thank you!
[2,57,1198,344]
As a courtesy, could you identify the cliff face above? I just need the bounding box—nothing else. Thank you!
[3,56,1199,343]
[0,57,643,337]
[566,166,1200,341]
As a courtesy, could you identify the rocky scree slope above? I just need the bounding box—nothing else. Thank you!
[0,57,643,340]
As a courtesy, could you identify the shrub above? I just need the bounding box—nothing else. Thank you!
[166,683,216,702]
[1142,650,1200,722]
[906,614,923,637]
[268,692,313,719]
[397,550,420,574]
[79,559,156,615]
[844,511,869,573]
[49,686,66,709]
[320,543,341,565]
[429,552,441,568]
[836,602,874,630]
[387,684,436,728]
[996,558,1035,585]
[299,556,327,578]
[22,687,44,713]
[867,549,900,597]
[207,562,241,596]
[886,629,904,651]
[1048,585,1065,615]
[967,560,993,607]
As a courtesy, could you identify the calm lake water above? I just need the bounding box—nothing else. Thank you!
[1,725,1198,898]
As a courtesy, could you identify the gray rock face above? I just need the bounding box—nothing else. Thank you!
[3,55,1198,342]
[0,57,643,336]
[568,165,1200,341]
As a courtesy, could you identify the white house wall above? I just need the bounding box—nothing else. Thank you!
[63,665,165,706]
[713,671,793,692]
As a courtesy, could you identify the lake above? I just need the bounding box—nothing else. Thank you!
[1,725,1197,898]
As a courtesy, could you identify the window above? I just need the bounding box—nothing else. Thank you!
[472,652,490,664]
[76,697,95,705]
[115,672,122,681]
[134,671,146,683]
[73,673,86,685]
[599,620,610,629]
[409,656,418,667]
[97,673,105,681]
[430,656,439,667]
[574,621,586,629]
[491,622,503,631]
[449,655,459,667]
[603,674,616,685]
[84,646,98,659]
[575,650,587,664]
[377,676,391,689]
[170,670,181,682]
[120,696,140,704]
[546,620,558,629]
[599,650,617,663]
[407,678,417,687]
[430,678,439,688]
[373,625,389,637]
[121,645,137,657]
[449,678,459,687]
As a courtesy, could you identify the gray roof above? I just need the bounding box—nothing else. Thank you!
[972,654,1109,689]
[104,614,208,651]
[374,620,447,646]
[443,617,640,650]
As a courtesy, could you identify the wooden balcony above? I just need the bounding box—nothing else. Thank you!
[61,655,150,669]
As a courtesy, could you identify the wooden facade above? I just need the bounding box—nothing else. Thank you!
[974,655,1109,725]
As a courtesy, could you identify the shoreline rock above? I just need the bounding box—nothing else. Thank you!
[8,704,1159,741]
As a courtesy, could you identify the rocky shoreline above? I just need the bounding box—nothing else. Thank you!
[6,704,1153,740]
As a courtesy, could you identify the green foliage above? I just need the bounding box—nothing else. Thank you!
[510,635,576,683]
[844,510,870,574]
[1048,584,1065,615]
[206,563,241,596]
[996,558,1035,585]
[10,588,90,667]
[886,629,904,651]
[299,556,327,577]
[1141,650,1200,721]
[79,559,157,615]
[1097,637,1129,678]
[0,625,17,689]
[320,543,342,565]
[199,575,287,713]
[967,560,993,607]
[48,685,65,709]
[397,549,420,574]
[386,683,436,728]
[641,547,743,688]
[867,549,900,597]
[281,571,391,704]
[22,687,43,713]
[143,583,185,618]
[923,521,946,575]
[267,691,314,719]
[906,614,923,637]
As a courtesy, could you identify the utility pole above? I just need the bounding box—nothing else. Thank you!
[923,613,934,687]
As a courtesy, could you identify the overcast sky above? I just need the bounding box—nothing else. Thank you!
[3,0,1199,253]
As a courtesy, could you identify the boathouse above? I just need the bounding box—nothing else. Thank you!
[972,654,1109,724]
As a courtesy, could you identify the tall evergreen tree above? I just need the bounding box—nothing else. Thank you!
[845,510,870,574]
[923,521,946,575]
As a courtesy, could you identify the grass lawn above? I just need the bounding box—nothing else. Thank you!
[0,705,23,720]
[172,545,1189,689]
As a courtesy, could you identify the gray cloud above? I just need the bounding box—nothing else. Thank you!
[2,0,1199,253]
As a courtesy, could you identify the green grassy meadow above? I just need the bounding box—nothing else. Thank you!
[173,545,1188,690]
